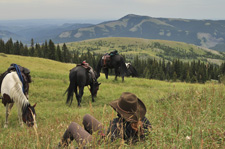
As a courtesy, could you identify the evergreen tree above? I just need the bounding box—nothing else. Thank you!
[48,40,56,60]
[62,43,70,62]
[19,41,24,55]
[56,44,62,62]
[5,38,13,54]
[73,50,80,64]
[0,39,5,53]
[35,43,42,57]
[43,41,48,58]
[23,45,29,56]
[186,71,191,83]
[14,40,20,55]
[30,38,35,56]
[172,72,177,82]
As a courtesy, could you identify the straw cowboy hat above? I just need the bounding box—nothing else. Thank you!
[109,92,146,122]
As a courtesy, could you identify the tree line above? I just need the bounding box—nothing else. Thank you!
[1,38,225,83]
[133,56,221,83]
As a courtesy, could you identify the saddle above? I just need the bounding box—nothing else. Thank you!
[77,63,96,82]
[109,50,118,56]
[0,64,31,95]
[102,50,118,68]
[102,55,111,68]
[77,63,91,71]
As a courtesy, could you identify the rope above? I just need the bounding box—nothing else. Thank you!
[12,64,25,93]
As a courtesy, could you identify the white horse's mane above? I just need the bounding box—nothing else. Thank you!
[10,82,29,109]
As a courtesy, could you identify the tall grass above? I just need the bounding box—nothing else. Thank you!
[0,53,224,148]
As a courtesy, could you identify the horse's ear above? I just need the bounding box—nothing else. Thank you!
[33,103,37,108]
[98,83,101,85]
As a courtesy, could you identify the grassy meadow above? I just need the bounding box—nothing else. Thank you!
[0,53,224,148]
[65,37,224,65]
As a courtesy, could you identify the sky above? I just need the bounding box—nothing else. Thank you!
[0,0,225,22]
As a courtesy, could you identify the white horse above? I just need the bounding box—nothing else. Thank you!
[1,71,37,128]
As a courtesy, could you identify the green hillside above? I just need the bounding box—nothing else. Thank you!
[65,37,225,65]
[0,53,224,148]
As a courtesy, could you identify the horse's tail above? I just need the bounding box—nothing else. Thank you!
[64,75,76,106]
[120,57,129,76]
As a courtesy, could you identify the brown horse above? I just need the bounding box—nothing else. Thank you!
[96,54,128,82]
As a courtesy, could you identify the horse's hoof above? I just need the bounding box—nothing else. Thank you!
[4,124,8,128]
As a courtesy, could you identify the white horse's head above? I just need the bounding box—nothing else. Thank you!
[22,103,37,127]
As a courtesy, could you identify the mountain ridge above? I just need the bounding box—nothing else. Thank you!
[55,14,225,51]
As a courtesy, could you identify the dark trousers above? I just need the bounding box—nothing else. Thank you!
[60,114,104,147]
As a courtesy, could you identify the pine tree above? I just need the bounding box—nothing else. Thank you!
[23,45,29,56]
[172,72,177,82]
[30,38,35,56]
[186,71,191,82]
[5,38,13,54]
[19,41,24,56]
[56,44,62,62]
[43,41,48,58]
[62,43,70,62]
[72,50,80,64]
[14,40,20,55]
[35,43,41,57]
[0,39,5,53]
[48,40,56,60]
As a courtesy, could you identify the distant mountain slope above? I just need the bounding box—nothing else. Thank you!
[55,14,225,51]
[15,23,93,43]
[0,22,93,44]
[0,30,25,41]
[65,37,225,65]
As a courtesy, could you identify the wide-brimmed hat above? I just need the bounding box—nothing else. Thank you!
[109,92,146,122]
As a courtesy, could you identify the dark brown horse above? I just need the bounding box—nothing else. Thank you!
[96,54,128,82]
[65,65,101,107]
